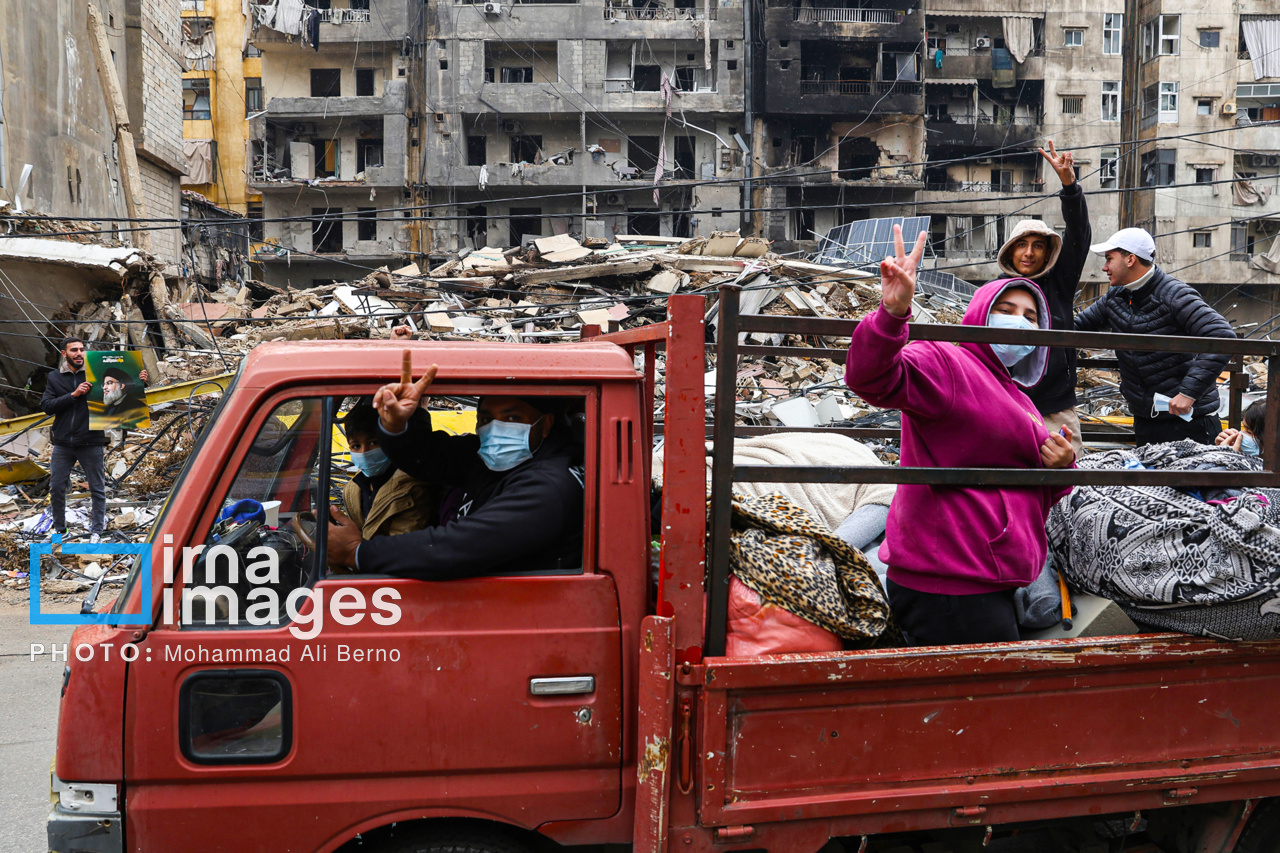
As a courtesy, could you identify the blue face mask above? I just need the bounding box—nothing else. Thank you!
[1242,434,1261,457]
[987,312,1038,367]
[477,416,544,472]
[350,446,392,478]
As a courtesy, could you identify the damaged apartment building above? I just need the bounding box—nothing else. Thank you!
[913,0,1280,325]
[420,0,746,250]
[246,0,418,288]
[0,0,185,389]
[752,0,925,249]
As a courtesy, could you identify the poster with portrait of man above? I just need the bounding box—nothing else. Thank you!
[86,350,151,431]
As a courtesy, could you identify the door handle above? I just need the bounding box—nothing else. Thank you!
[530,676,595,696]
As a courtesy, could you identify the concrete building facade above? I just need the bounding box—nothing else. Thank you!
[420,0,747,251]
[247,0,419,288]
[0,0,185,388]
[913,0,1280,331]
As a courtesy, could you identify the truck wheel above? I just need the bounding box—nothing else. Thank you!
[380,825,532,853]
[1235,800,1280,853]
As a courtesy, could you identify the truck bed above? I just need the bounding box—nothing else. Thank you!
[693,634,1280,836]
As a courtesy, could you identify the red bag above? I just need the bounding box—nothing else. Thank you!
[726,576,843,657]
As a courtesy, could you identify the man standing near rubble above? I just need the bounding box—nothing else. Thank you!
[1075,227,1235,446]
[40,338,108,542]
[994,141,1091,457]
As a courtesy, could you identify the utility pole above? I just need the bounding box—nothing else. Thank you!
[1118,0,1141,229]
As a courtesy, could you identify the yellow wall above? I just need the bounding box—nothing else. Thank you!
[182,0,261,213]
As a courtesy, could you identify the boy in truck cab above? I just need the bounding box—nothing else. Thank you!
[340,400,438,538]
[326,353,585,577]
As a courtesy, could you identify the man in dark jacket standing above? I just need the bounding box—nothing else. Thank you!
[1076,227,1235,446]
[41,339,105,540]
[326,353,584,578]
[994,141,1091,457]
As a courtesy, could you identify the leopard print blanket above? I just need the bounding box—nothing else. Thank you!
[729,492,903,648]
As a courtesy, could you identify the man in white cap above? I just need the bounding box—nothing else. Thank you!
[1075,227,1236,446]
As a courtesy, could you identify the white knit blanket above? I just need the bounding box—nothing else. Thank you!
[654,432,896,532]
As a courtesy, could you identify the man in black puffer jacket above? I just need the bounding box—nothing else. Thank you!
[1076,228,1235,446]
[326,353,584,578]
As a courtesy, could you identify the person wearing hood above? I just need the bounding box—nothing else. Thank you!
[845,227,1075,646]
[339,401,437,539]
[326,352,584,578]
[995,141,1092,457]
[1075,227,1235,446]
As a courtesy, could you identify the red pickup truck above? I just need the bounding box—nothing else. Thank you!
[47,292,1280,853]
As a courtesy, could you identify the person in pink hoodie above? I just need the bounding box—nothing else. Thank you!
[844,228,1076,646]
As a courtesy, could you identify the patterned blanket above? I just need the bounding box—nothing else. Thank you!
[729,493,902,648]
[1047,441,1280,640]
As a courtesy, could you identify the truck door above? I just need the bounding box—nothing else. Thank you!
[124,390,622,853]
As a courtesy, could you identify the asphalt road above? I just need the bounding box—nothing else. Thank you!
[0,600,80,853]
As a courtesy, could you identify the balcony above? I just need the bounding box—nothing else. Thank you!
[769,77,921,114]
[251,0,410,46]
[800,79,920,96]
[263,83,406,119]
[927,52,1045,81]
[925,113,1042,150]
[765,2,921,42]
[923,182,1037,193]
[603,5,715,20]
[794,6,896,23]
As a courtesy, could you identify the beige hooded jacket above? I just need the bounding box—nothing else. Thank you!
[997,219,1064,280]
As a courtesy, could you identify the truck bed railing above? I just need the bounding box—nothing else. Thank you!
[707,284,1280,656]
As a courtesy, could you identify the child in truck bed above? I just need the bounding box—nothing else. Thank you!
[843,227,1075,646]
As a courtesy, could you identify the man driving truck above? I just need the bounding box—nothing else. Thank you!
[326,352,585,577]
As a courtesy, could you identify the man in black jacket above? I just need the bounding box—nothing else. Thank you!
[326,353,584,578]
[41,340,106,540]
[994,141,1091,456]
[1076,227,1236,446]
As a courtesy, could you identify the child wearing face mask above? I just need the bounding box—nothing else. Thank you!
[844,228,1076,647]
[1215,399,1266,458]
[340,402,438,538]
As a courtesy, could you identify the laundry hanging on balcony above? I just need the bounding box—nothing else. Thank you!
[1251,231,1280,274]
[1242,17,1280,80]
[181,140,215,186]
[252,0,306,37]
[991,47,1015,89]
[1234,173,1272,206]
[1002,17,1035,64]
[181,19,216,71]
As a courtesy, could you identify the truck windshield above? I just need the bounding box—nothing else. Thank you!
[110,377,237,617]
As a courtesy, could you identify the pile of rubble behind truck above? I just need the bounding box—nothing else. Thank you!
[24,230,1167,593]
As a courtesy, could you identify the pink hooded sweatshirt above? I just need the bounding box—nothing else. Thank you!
[844,279,1072,596]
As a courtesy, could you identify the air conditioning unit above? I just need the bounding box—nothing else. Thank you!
[482,1,501,14]
[974,37,991,48]
[501,120,519,133]
[1222,101,1238,115]
[606,193,621,204]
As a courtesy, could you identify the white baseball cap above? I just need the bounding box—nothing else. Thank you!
[1090,227,1156,262]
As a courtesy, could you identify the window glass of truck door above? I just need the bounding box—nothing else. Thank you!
[179,669,292,764]
[182,397,328,628]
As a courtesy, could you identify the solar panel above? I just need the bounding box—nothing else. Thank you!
[917,268,976,298]
[814,216,932,267]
